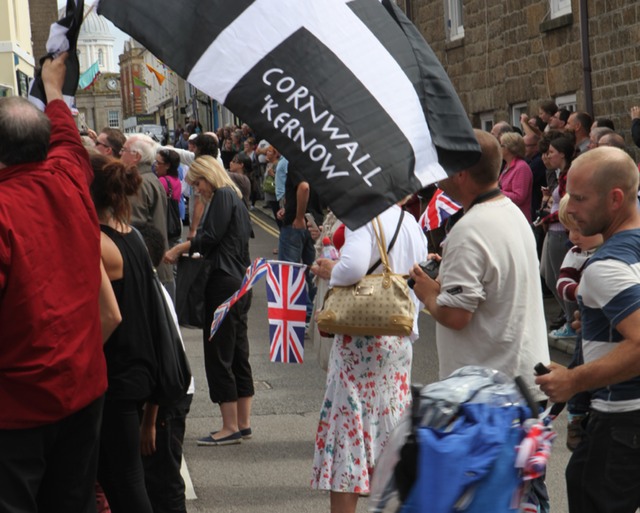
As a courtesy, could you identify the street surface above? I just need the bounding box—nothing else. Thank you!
[182,207,572,513]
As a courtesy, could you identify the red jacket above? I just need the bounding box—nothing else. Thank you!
[0,100,107,429]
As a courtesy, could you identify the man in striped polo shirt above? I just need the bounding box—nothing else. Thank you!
[536,146,640,513]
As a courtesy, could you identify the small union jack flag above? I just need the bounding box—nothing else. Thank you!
[266,261,308,363]
[209,258,270,339]
[419,188,462,232]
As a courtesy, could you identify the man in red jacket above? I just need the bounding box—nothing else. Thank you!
[0,53,119,513]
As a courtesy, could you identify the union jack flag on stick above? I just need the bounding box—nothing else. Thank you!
[419,188,462,232]
[209,258,270,340]
[266,261,308,364]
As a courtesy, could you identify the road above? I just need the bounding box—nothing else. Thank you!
[182,207,572,513]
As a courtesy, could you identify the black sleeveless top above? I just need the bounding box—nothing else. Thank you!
[101,225,157,401]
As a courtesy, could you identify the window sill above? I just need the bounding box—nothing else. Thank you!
[540,12,573,32]
[445,37,465,50]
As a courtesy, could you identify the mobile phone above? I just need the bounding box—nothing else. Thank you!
[304,213,319,231]
[534,362,550,375]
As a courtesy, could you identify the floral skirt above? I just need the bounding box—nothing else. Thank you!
[310,333,412,494]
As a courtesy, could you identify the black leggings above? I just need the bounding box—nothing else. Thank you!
[98,399,152,513]
[203,270,254,404]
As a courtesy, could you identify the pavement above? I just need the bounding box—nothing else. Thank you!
[180,205,574,513]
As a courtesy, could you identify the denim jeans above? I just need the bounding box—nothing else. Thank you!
[278,224,316,321]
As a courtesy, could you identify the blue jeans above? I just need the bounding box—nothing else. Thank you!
[278,225,316,321]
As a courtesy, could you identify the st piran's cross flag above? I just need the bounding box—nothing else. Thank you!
[29,0,84,111]
[97,0,481,229]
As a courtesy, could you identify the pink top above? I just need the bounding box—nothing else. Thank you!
[159,175,182,201]
[499,157,533,222]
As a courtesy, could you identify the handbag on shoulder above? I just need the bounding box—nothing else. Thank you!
[166,179,182,240]
[316,215,415,337]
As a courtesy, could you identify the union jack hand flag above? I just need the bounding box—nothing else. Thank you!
[209,258,270,339]
[419,188,462,232]
[266,261,308,363]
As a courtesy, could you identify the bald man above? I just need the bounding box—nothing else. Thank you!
[536,147,640,513]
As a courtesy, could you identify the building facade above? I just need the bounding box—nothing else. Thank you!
[0,0,35,98]
[409,0,639,147]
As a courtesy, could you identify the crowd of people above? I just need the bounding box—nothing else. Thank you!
[3,50,640,513]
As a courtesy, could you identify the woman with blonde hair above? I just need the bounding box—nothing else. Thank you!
[165,156,254,446]
[498,131,533,222]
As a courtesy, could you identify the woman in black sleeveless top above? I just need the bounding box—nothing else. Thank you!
[165,155,254,446]
[90,154,155,513]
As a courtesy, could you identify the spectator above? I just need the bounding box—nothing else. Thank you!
[96,127,126,158]
[499,131,534,221]
[0,53,119,512]
[310,202,427,513]
[155,148,183,245]
[536,147,640,513]
[548,108,571,132]
[630,105,640,149]
[121,134,175,300]
[591,117,615,131]
[538,100,558,130]
[587,126,614,150]
[566,111,593,155]
[164,156,254,447]
[410,129,549,403]
[598,132,627,150]
[490,120,513,139]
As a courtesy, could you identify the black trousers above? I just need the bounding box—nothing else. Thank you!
[143,394,193,513]
[203,270,254,404]
[566,409,640,513]
[98,399,152,513]
[0,396,104,513]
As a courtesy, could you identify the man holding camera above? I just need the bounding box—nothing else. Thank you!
[409,129,549,400]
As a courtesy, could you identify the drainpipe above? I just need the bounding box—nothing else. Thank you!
[579,0,594,116]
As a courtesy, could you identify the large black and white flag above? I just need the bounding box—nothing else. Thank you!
[28,0,84,111]
[97,0,480,229]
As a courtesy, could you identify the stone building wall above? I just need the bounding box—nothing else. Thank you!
[410,0,640,153]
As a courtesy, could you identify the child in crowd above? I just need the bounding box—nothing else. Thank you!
[555,195,603,450]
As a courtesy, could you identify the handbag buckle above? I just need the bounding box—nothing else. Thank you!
[354,283,375,296]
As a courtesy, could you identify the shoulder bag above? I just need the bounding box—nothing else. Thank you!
[132,227,192,406]
[316,213,415,337]
[166,179,182,240]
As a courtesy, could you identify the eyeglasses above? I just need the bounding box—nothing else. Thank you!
[95,141,110,149]
[120,147,137,155]
[154,159,166,166]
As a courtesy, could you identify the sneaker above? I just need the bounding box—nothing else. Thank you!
[549,323,577,339]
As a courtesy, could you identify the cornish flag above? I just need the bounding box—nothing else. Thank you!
[266,262,307,364]
[419,188,462,232]
[28,0,84,111]
[96,0,480,229]
[209,258,270,339]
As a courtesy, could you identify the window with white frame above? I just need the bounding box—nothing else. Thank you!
[445,0,464,41]
[479,113,494,132]
[550,0,571,19]
[510,103,528,131]
[98,49,104,67]
[107,110,120,129]
[555,94,577,112]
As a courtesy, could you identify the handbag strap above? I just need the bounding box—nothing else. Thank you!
[166,177,173,198]
[367,210,404,275]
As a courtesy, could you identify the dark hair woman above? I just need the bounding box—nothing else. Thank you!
[155,148,183,243]
[90,153,157,513]
[537,136,576,339]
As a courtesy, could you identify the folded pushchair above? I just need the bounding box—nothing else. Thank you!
[369,366,556,513]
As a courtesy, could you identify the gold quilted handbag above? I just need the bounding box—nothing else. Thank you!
[316,216,415,337]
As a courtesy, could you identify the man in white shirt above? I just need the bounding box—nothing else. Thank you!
[409,129,550,401]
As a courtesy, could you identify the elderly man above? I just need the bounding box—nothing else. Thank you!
[536,147,640,513]
[121,133,175,297]
[0,53,120,512]
[409,129,549,400]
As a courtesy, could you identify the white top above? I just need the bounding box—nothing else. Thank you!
[435,197,549,400]
[330,205,428,340]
